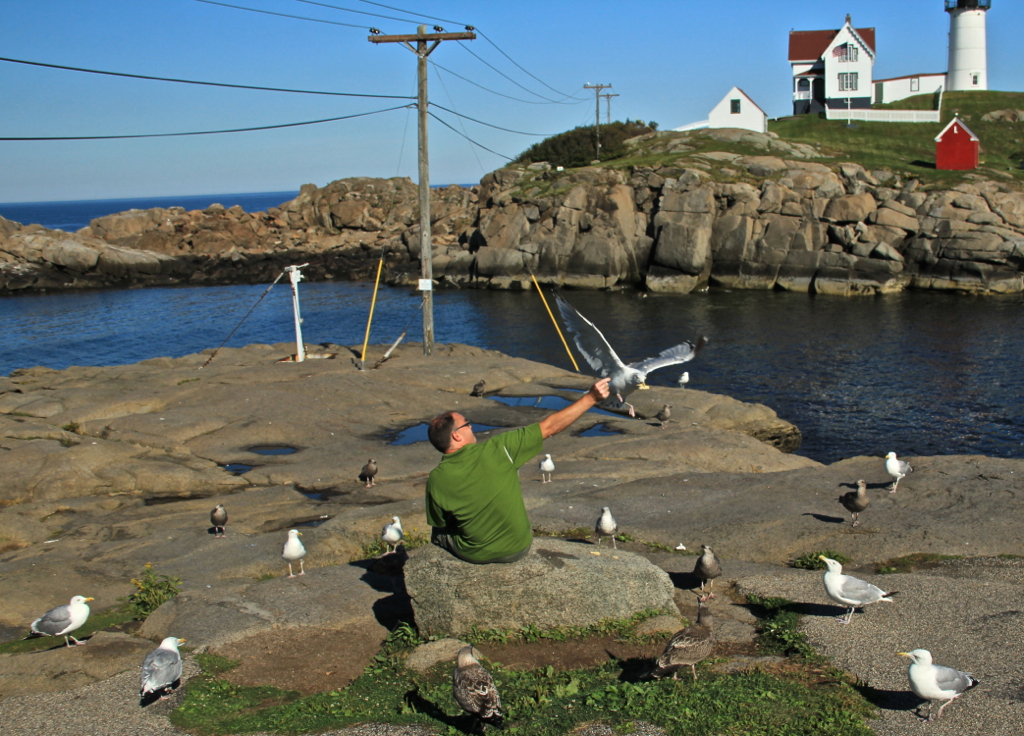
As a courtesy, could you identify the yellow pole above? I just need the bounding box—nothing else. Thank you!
[530,273,579,372]
[361,255,386,366]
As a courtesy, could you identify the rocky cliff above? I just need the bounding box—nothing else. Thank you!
[3,128,1023,295]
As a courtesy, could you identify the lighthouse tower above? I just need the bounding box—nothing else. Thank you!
[946,0,990,91]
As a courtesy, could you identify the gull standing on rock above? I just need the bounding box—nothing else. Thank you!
[885,451,912,493]
[838,480,870,527]
[140,637,186,700]
[210,504,227,537]
[359,458,378,488]
[453,646,503,732]
[381,516,404,553]
[655,404,671,429]
[29,595,94,647]
[283,529,306,578]
[899,649,979,721]
[820,555,897,624]
[693,544,722,596]
[595,506,618,549]
[538,453,555,483]
[648,594,715,681]
[470,379,486,397]
[554,291,707,417]
[678,371,689,387]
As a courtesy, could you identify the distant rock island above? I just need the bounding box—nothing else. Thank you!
[2,128,1023,296]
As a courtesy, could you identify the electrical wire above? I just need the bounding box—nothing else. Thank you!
[432,64,484,175]
[291,0,421,25]
[429,59,585,106]
[192,0,367,28]
[456,42,565,104]
[427,111,512,161]
[0,104,413,141]
[429,103,552,137]
[0,57,413,100]
[476,30,586,101]
[356,0,463,26]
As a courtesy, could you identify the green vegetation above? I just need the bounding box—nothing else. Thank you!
[746,595,817,659]
[514,120,657,168]
[355,529,430,560]
[791,550,851,571]
[465,609,667,646]
[875,552,964,575]
[119,562,182,619]
[0,607,136,655]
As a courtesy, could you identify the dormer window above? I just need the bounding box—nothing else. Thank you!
[731,99,741,114]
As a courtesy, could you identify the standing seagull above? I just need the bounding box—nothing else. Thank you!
[210,504,227,538]
[899,649,979,721]
[693,544,722,596]
[820,556,897,624]
[885,451,912,493]
[29,595,94,647]
[381,516,404,553]
[655,404,671,429]
[360,458,378,488]
[283,529,306,578]
[648,594,715,681]
[470,379,486,397]
[538,453,555,483]
[554,291,707,417]
[595,506,618,549]
[678,371,689,387]
[838,480,870,527]
[453,646,503,732]
[140,637,186,700]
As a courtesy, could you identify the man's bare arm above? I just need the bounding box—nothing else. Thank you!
[538,378,611,439]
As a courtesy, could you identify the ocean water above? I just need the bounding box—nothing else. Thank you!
[0,191,299,233]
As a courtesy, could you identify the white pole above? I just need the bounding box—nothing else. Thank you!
[285,264,309,362]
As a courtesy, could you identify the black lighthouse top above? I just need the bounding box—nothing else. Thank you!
[945,0,991,11]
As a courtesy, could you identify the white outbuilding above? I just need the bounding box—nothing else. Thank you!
[707,87,767,134]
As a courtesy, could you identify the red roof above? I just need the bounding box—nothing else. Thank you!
[789,28,876,61]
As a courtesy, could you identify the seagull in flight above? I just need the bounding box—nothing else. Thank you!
[554,291,707,417]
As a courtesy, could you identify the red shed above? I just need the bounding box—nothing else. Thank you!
[935,116,979,170]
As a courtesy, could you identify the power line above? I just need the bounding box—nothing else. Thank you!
[432,64,484,174]
[0,56,413,100]
[290,0,422,25]
[0,104,413,141]
[192,0,367,28]
[429,59,585,106]
[428,111,512,161]
[356,0,464,26]
[430,103,553,137]
[456,42,564,104]
[476,30,587,101]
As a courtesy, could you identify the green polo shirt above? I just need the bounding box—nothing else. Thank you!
[425,423,542,563]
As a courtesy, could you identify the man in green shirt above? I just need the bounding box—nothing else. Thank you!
[425,378,611,564]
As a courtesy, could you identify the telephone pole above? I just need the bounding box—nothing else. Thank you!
[600,92,619,124]
[583,83,612,160]
[370,25,476,356]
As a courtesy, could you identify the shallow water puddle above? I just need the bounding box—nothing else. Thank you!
[248,446,298,455]
[221,463,255,475]
[491,393,621,418]
[577,423,623,438]
[387,422,502,446]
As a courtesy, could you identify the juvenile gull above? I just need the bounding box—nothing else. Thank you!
[359,458,378,488]
[655,404,671,429]
[381,516,404,553]
[210,504,227,538]
[140,637,185,700]
[899,648,979,721]
[838,480,870,527]
[885,451,912,493]
[538,453,555,483]
[648,594,715,680]
[693,544,722,596]
[453,646,503,732]
[283,529,306,578]
[470,379,486,397]
[595,506,618,549]
[554,291,707,417]
[29,595,94,647]
[820,555,897,624]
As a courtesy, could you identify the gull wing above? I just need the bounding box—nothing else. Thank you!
[629,336,708,375]
[141,648,183,692]
[837,574,884,604]
[554,292,627,376]
[32,605,72,635]
[933,665,976,695]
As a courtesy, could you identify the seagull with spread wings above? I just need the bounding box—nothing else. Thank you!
[554,291,706,417]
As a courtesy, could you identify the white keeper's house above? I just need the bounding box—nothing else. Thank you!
[789,14,875,115]
[708,87,767,133]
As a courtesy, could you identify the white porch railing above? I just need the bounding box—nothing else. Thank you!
[826,108,940,123]
[793,91,811,100]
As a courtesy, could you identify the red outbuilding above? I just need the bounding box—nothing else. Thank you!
[935,116,980,170]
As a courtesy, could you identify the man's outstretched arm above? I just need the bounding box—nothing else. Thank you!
[538,378,611,439]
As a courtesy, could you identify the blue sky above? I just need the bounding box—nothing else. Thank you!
[2,0,1020,203]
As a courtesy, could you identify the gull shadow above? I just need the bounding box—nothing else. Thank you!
[610,652,654,683]
[853,682,923,712]
[139,681,181,708]
[667,570,703,590]
[405,688,467,732]
[802,512,846,524]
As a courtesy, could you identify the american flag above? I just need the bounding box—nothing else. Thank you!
[832,43,847,58]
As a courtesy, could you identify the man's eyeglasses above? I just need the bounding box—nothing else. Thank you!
[454,420,472,432]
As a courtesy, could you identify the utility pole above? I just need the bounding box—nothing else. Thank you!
[600,92,619,124]
[583,83,612,160]
[370,24,475,356]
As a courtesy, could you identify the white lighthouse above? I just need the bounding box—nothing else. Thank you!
[946,0,990,91]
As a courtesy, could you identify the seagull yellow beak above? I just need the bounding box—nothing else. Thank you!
[638,382,650,390]
[85,597,95,602]
[897,652,911,658]
[818,555,827,562]
[179,638,187,643]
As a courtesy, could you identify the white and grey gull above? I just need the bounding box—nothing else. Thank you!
[538,453,555,483]
[140,636,186,700]
[885,451,912,493]
[899,648,978,721]
[595,506,618,549]
[29,595,94,647]
[820,555,897,624]
[282,529,306,578]
[381,516,404,553]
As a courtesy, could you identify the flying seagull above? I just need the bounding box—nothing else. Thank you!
[538,453,555,483]
[283,529,306,578]
[210,504,227,538]
[885,452,912,493]
[899,649,979,721]
[838,480,870,527]
[820,555,897,624]
[140,637,186,700]
[655,404,671,429]
[470,379,486,397]
[29,595,94,647]
[453,646,504,732]
[648,594,715,680]
[381,516,404,553]
[693,544,722,596]
[360,458,378,488]
[554,291,707,417]
[595,506,618,549]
